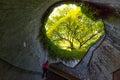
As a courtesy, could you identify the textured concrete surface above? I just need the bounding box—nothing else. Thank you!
[0,0,60,72]
[88,13,120,80]
[89,38,120,80]
[0,0,120,80]
[0,59,43,80]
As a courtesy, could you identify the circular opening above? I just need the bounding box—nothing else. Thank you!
[40,2,105,61]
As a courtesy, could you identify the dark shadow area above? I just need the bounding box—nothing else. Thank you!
[82,1,115,19]
[47,63,81,80]
[0,59,42,80]
[113,68,120,80]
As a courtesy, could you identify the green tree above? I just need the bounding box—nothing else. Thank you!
[45,4,104,52]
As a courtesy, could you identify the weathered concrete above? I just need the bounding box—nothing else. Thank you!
[0,0,120,80]
[0,0,60,72]
[88,13,120,80]
[0,59,42,80]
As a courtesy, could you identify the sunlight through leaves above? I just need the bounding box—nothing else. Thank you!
[42,3,105,60]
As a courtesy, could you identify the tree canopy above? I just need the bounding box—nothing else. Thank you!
[42,3,104,60]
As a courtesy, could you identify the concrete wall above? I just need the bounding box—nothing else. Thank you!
[0,0,60,72]
[0,0,120,78]
[88,13,120,80]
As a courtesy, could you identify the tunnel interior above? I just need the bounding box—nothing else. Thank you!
[0,0,120,80]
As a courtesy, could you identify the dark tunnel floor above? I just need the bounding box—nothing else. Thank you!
[0,59,44,80]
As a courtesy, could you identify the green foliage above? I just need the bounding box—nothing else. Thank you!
[40,3,105,61]
[81,3,99,20]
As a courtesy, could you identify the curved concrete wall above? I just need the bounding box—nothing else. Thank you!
[0,0,60,72]
[88,14,120,79]
[0,0,120,74]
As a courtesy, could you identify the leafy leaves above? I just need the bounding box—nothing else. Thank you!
[41,3,104,60]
